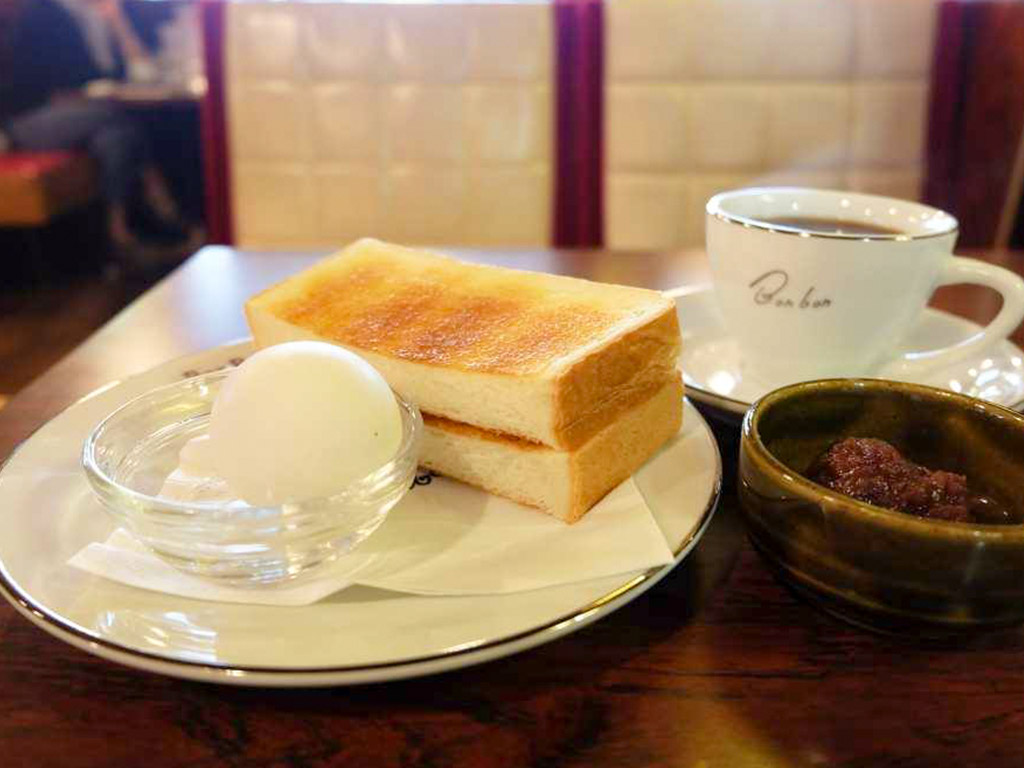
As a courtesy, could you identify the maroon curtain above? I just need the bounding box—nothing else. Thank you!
[924,0,1024,247]
[198,0,233,245]
[554,0,603,248]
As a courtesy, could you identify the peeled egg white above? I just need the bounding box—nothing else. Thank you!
[208,341,403,505]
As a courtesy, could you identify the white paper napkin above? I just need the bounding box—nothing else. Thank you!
[70,528,360,605]
[69,470,674,606]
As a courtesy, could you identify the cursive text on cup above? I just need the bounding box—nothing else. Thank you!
[748,270,832,309]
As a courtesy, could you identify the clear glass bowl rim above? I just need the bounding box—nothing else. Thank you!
[81,368,423,519]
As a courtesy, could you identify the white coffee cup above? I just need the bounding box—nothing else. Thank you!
[705,187,1024,383]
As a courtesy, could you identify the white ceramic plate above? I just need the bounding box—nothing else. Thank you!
[0,342,721,687]
[674,288,1024,423]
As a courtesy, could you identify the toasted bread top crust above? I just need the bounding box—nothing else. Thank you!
[247,239,674,378]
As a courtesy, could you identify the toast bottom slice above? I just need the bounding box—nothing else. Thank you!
[420,377,683,523]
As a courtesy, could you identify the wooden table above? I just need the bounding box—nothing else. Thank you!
[1,247,1022,767]
[84,81,207,107]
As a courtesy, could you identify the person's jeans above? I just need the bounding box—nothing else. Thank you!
[6,99,149,205]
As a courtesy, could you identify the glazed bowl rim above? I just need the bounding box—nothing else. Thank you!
[742,377,1024,542]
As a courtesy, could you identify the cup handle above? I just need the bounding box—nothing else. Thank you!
[881,255,1024,378]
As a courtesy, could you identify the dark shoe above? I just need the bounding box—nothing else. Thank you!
[114,228,204,280]
[135,214,196,247]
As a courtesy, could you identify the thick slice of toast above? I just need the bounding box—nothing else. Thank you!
[419,377,683,523]
[246,239,680,450]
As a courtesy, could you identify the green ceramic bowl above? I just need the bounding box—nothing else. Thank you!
[739,379,1024,635]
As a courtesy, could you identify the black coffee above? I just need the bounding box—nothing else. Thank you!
[762,216,906,237]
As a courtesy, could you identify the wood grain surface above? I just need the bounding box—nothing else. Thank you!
[0,247,1022,768]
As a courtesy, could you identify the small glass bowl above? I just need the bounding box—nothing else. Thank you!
[82,369,422,587]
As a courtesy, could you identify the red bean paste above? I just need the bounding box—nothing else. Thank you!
[809,437,1013,524]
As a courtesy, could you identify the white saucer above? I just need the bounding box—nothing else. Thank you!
[674,288,1024,422]
[0,342,721,687]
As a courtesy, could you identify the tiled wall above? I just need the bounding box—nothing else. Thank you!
[225,1,553,249]
[226,0,939,251]
[605,0,939,249]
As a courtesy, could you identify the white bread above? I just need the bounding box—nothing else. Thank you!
[419,377,683,523]
[246,238,680,450]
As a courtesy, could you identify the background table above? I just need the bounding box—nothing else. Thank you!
[1,247,1022,767]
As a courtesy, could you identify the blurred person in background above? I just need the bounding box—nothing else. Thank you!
[0,0,194,270]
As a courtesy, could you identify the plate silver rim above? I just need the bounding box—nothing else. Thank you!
[0,344,723,686]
